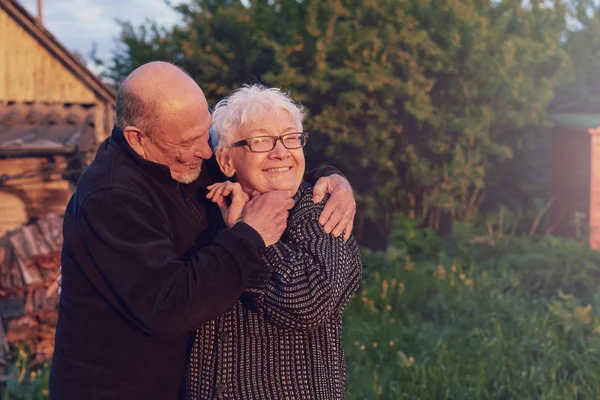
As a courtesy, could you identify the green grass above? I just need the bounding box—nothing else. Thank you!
[4,226,600,399]
[2,346,49,400]
[344,230,600,399]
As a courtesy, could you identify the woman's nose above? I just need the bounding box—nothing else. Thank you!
[269,139,290,159]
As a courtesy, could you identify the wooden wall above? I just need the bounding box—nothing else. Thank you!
[0,4,115,238]
[589,128,600,249]
[0,8,95,103]
[94,101,115,145]
[547,126,591,238]
[0,158,71,237]
[0,191,27,237]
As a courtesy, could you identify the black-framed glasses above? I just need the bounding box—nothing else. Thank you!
[230,132,309,153]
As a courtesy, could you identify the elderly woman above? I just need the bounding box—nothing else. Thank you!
[185,84,362,399]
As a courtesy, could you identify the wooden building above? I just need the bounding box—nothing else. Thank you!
[0,0,116,237]
[0,0,115,382]
[547,113,600,249]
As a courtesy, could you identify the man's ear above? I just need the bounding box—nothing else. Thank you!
[216,148,236,177]
[123,127,146,159]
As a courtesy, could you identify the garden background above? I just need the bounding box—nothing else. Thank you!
[4,0,600,398]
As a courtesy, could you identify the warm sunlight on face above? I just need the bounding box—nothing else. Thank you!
[142,101,213,184]
[229,110,305,195]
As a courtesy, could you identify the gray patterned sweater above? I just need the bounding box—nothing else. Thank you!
[185,181,363,399]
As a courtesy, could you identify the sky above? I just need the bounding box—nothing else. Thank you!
[18,0,183,67]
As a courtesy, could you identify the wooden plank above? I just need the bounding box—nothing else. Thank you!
[589,127,600,249]
[0,158,71,235]
[94,100,106,145]
[0,1,114,104]
[107,104,115,131]
[0,10,7,100]
[0,191,27,237]
[9,228,43,286]
[2,7,95,103]
[94,100,115,143]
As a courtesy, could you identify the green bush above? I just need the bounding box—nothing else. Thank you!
[344,225,600,399]
[2,345,49,400]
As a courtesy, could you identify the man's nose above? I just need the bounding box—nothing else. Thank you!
[195,142,213,160]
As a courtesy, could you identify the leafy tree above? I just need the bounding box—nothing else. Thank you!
[101,0,568,247]
[552,0,600,113]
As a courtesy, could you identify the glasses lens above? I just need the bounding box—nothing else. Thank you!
[249,136,276,152]
[282,133,305,149]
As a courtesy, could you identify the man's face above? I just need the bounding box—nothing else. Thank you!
[142,100,213,184]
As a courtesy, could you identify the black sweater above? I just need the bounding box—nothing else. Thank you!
[49,127,337,399]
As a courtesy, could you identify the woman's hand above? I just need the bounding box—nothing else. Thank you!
[206,181,250,228]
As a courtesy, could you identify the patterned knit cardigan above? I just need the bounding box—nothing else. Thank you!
[185,181,363,399]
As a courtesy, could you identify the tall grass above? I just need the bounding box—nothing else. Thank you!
[344,220,600,399]
[3,220,600,399]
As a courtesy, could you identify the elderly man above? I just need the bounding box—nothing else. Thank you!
[49,62,356,400]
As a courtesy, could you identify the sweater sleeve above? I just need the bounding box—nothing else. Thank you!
[243,199,362,332]
[303,165,344,185]
[64,188,265,338]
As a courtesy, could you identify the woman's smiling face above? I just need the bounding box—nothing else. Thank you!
[219,109,305,196]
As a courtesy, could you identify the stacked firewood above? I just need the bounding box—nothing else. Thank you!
[0,215,63,367]
[3,253,60,365]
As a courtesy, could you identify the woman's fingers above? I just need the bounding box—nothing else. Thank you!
[206,181,250,228]
[206,182,250,227]
[221,183,234,198]
[207,186,223,202]
[206,187,218,201]
[207,182,226,200]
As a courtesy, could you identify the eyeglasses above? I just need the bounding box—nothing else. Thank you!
[230,132,309,153]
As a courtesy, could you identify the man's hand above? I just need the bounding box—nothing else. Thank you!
[241,190,295,247]
[206,181,249,228]
[312,174,356,241]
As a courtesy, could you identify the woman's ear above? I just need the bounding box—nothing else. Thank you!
[216,148,236,177]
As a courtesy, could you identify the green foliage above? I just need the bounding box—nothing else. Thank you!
[2,345,49,400]
[344,228,600,399]
[387,216,440,257]
[99,0,573,245]
[551,0,600,113]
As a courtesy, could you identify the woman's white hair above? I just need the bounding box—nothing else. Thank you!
[210,84,305,150]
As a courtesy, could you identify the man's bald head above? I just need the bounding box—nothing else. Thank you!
[117,61,213,183]
[116,62,207,140]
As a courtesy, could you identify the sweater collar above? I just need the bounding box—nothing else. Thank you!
[110,125,178,185]
[292,180,310,203]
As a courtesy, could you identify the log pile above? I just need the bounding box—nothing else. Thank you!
[0,214,62,369]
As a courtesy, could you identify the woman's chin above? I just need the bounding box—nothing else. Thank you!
[278,183,301,196]
[260,182,301,195]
